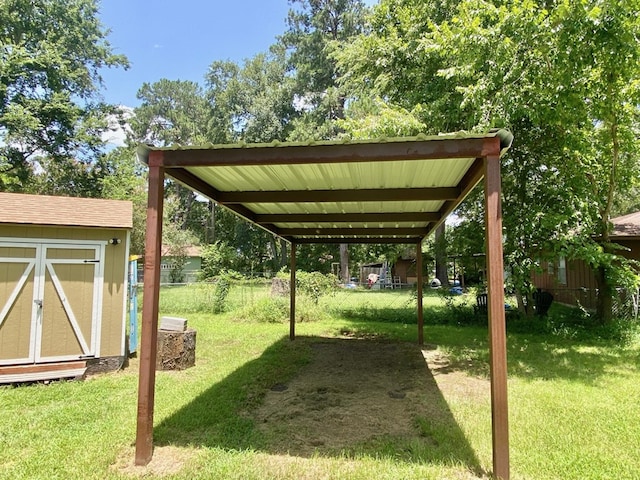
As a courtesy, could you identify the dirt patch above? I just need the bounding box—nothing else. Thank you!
[111,445,195,478]
[254,336,488,462]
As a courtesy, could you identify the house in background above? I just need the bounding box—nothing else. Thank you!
[532,212,640,309]
[160,245,202,284]
[359,253,418,288]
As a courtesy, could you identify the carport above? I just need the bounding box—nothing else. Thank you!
[135,130,513,479]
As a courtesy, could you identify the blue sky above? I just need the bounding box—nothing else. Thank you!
[98,0,378,108]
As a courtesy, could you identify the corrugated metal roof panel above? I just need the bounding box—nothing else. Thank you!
[187,158,475,192]
[278,222,427,229]
[246,201,446,215]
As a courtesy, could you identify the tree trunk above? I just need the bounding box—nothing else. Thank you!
[269,236,279,273]
[434,223,449,286]
[280,238,288,268]
[339,243,350,283]
[595,265,614,324]
[515,290,533,317]
[207,201,216,244]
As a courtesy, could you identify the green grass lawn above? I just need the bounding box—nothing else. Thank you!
[1,287,638,479]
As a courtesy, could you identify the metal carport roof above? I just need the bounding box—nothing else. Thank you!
[135,129,513,479]
[136,129,512,244]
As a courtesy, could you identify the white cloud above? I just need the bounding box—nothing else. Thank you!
[102,105,134,147]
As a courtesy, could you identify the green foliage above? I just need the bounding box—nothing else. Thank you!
[99,146,147,255]
[340,0,640,323]
[0,0,128,191]
[278,0,368,140]
[295,270,339,304]
[211,275,231,314]
[130,79,209,146]
[236,296,290,323]
[162,206,199,284]
[234,293,329,323]
[205,51,297,144]
[200,242,238,280]
[337,97,427,139]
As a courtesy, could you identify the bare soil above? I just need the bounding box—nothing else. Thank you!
[112,445,196,478]
[254,335,489,460]
[115,336,490,478]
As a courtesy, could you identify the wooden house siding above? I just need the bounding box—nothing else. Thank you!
[532,258,598,309]
[532,239,640,310]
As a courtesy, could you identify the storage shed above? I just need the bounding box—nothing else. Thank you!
[0,193,132,383]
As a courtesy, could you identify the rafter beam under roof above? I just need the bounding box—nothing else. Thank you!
[254,212,440,224]
[279,227,429,236]
[218,187,460,204]
[289,236,424,245]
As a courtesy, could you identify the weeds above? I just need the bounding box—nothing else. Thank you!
[211,275,231,314]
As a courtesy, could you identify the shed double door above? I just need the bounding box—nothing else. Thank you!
[0,240,105,365]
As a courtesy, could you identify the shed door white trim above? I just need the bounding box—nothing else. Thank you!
[0,239,105,365]
[0,243,39,364]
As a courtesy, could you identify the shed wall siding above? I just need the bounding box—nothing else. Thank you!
[0,225,127,358]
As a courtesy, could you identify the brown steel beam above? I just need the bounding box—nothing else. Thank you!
[484,153,510,480]
[424,157,486,238]
[167,168,255,222]
[218,187,460,204]
[166,167,284,240]
[135,160,164,466]
[416,240,424,346]
[255,212,441,224]
[292,237,423,244]
[149,137,492,167]
[278,227,429,236]
[290,243,296,341]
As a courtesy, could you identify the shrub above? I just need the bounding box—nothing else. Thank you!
[211,275,231,314]
[296,271,338,304]
[200,242,237,280]
[236,297,289,323]
[234,295,329,323]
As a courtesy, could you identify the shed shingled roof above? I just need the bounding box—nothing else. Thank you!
[0,193,133,229]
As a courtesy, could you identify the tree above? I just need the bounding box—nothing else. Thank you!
[100,146,147,255]
[206,50,297,144]
[339,0,640,322]
[204,51,300,273]
[0,0,128,191]
[130,79,209,146]
[280,0,368,139]
[336,97,427,139]
[278,0,368,282]
[129,79,212,243]
[334,0,469,133]
[433,0,640,322]
[162,197,199,284]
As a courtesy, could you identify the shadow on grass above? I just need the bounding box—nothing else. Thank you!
[154,335,484,474]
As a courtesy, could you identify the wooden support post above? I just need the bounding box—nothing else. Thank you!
[135,161,164,466]
[484,154,510,480]
[290,242,296,340]
[416,240,424,346]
